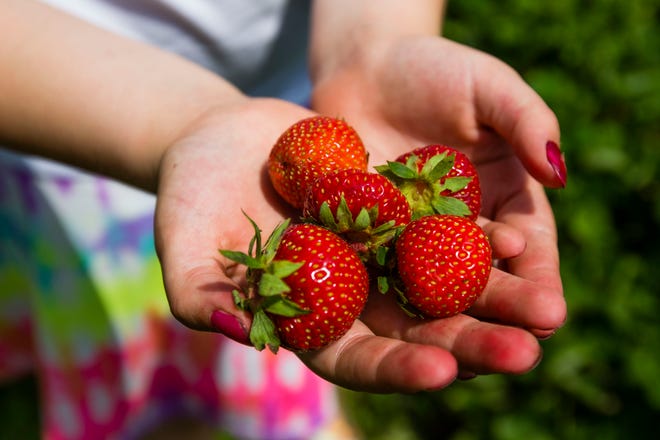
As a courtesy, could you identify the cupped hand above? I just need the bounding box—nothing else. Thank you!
[154,41,568,392]
[154,98,458,392]
[310,35,567,370]
[154,98,308,334]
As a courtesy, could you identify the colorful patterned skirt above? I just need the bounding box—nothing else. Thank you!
[0,151,340,440]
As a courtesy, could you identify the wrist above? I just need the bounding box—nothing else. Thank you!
[0,0,248,193]
[309,0,445,84]
[136,83,248,193]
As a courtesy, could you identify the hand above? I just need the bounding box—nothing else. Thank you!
[153,93,562,393]
[309,36,567,378]
[153,98,463,392]
[2,0,566,392]
[155,35,570,389]
[154,98,311,334]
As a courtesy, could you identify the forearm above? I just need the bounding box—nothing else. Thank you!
[309,0,446,82]
[0,0,244,191]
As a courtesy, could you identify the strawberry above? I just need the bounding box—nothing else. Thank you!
[375,144,482,221]
[393,214,492,318]
[272,222,369,351]
[219,216,369,352]
[302,168,411,261]
[268,116,369,209]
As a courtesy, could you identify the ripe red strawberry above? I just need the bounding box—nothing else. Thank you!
[272,223,369,351]
[303,168,411,259]
[393,215,492,318]
[268,116,369,209]
[220,216,369,352]
[376,144,481,221]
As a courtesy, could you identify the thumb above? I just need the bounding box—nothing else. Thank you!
[210,309,252,346]
[474,59,567,188]
[160,261,253,346]
[154,210,253,346]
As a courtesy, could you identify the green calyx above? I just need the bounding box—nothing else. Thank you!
[375,152,473,220]
[219,212,309,353]
[374,267,427,319]
[307,196,404,265]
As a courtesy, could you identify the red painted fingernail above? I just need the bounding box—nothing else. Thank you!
[546,141,567,187]
[531,349,544,371]
[210,310,250,346]
[458,371,478,381]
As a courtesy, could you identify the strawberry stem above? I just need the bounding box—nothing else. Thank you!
[219,214,313,354]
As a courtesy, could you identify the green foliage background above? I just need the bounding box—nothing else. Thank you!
[342,0,660,439]
[1,1,657,439]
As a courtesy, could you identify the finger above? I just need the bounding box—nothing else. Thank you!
[479,180,567,334]
[419,315,542,376]
[154,159,256,343]
[297,320,458,393]
[467,267,566,333]
[477,220,561,335]
[473,55,566,188]
[478,218,526,260]
[498,179,564,294]
[361,293,542,375]
[159,254,253,345]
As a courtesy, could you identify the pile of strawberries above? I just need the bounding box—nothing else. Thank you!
[220,116,492,353]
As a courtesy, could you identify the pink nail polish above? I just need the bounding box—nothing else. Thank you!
[546,141,567,187]
[458,371,478,381]
[210,310,250,345]
[531,349,544,371]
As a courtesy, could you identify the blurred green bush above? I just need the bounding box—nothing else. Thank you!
[2,1,657,439]
[342,0,660,439]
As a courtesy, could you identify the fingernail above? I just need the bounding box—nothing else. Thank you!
[536,328,558,341]
[546,141,567,187]
[210,310,250,346]
[531,349,544,370]
[458,371,478,381]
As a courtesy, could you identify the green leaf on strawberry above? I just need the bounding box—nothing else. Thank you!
[257,272,291,297]
[376,153,471,219]
[249,309,280,352]
[384,159,417,179]
[220,214,369,352]
[302,169,411,267]
[219,214,312,353]
[375,145,482,221]
[431,195,472,217]
[261,295,309,317]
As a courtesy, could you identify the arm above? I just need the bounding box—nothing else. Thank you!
[0,0,243,191]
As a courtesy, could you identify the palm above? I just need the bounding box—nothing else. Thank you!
[152,99,462,391]
[154,99,313,329]
[306,37,566,383]
[153,41,567,390]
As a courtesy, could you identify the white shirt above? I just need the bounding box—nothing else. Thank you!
[1,1,312,176]
[39,0,312,102]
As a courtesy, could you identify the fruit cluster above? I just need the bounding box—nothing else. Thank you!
[220,116,492,353]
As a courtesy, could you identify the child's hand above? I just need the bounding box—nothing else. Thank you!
[153,95,562,392]
[309,35,567,372]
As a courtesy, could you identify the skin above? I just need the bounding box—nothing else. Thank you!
[0,0,566,393]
